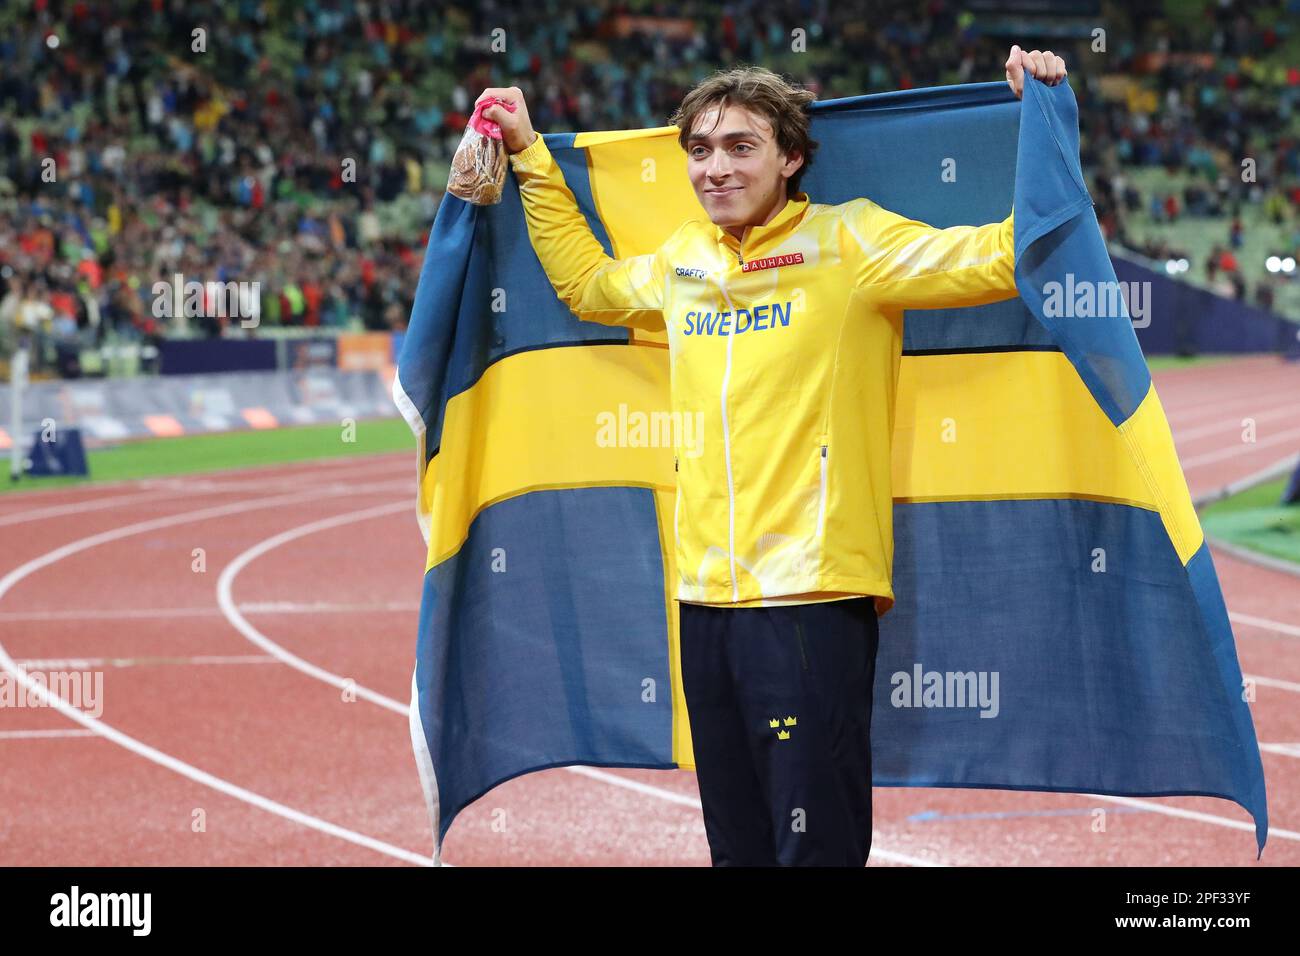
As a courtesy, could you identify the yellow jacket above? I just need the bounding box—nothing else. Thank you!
[509,134,1018,613]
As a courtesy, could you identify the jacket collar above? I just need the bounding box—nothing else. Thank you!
[713,191,810,248]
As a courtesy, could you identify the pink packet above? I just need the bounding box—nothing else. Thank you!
[447,96,518,205]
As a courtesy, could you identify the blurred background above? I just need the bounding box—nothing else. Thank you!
[0,0,1297,471]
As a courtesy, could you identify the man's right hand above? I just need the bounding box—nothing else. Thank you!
[476,87,537,155]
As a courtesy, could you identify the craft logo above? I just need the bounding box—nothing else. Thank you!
[674,266,709,279]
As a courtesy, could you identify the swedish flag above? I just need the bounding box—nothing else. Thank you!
[395,78,1267,863]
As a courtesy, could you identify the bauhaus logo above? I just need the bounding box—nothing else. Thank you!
[741,252,804,273]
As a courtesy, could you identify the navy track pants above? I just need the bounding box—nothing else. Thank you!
[678,596,880,866]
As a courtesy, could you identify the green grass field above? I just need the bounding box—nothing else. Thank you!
[4,417,416,494]
[1201,476,1300,566]
[1144,354,1238,372]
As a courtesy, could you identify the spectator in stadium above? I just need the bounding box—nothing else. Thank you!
[1,0,1295,377]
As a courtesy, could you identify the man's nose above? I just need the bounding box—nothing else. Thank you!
[706,151,732,179]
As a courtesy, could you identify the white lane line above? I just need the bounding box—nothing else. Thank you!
[0,481,432,867]
[1207,534,1300,580]
[237,600,421,614]
[562,764,703,809]
[1259,743,1300,759]
[0,490,181,528]
[867,848,946,867]
[1085,793,1300,842]
[0,601,420,623]
[1247,674,1300,694]
[0,729,97,740]
[1194,454,1299,508]
[867,844,947,867]
[1,608,223,624]
[1182,425,1300,469]
[15,655,276,669]
[216,501,413,716]
[1230,611,1300,640]
[0,607,226,622]
[0,458,403,527]
[1162,375,1300,422]
[1168,393,1300,428]
[143,461,407,494]
[564,766,946,866]
[1172,405,1300,442]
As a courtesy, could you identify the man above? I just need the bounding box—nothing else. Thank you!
[478,44,1067,866]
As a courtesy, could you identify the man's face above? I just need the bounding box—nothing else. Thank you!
[685,103,802,230]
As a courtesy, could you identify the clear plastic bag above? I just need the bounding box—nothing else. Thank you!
[447,95,517,206]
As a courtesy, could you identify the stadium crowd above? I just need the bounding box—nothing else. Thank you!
[1,0,1296,375]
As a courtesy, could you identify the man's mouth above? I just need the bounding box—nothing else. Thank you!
[706,186,742,197]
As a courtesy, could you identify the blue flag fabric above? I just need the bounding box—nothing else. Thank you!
[395,77,1268,863]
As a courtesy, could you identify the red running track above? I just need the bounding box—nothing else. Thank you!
[0,356,1297,866]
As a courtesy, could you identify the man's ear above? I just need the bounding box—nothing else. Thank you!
[782,149,804,181]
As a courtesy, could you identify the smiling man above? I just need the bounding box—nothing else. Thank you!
[477,45,1067,867]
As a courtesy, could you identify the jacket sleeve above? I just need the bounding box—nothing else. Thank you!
[843,198,1017,310]
[509,134,670,332]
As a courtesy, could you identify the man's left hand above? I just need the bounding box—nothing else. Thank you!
[1006,45,1067,99]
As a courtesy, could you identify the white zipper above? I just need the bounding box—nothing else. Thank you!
[673,455,681,545]
[715,268,740,602]
[816,443,828,538]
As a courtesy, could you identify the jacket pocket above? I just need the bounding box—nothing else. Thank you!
[672,455,681,547]
[815,437,828,539]
[794,620,811,672]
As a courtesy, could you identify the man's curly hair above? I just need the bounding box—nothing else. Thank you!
[669,65,819,198]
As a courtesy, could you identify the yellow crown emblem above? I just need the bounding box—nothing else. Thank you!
[769,718,780,728]
[777,729,791,740]
[783,716,797,726]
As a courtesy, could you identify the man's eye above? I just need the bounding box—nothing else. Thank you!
[734,144,753,153]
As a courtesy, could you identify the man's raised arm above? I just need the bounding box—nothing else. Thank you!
[480,87,671,333]
[844,198,1018,311]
